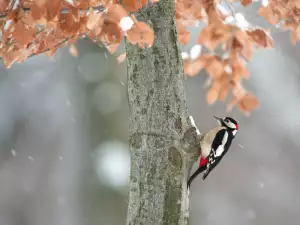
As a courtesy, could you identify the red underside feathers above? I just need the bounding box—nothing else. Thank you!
[199,157,208,167]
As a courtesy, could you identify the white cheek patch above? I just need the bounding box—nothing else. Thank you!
[225,121,236,129]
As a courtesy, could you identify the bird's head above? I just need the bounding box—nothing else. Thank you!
[214,116,239,135]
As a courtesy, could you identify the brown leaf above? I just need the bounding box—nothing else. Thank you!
[12,21,35,46]
[198,25,218,50]
[231,58,249,79]
[126,21,154,48]
[122,0,148,12]
[45,0,62,21]
[0,0,9,13]
[246,28,274,48]
[207,81,221,104]
[105,4,128,24]
[218,73,230,101]
[34,0,47,7]
[258,6,278,25]
[198,24,232,50]
[87,10,104,30]
[44,35,58,49]
[239,92,259,112]
[30,2,46,22]
[207,87,219,104]
[2,50,20,68]
[184,55,208,76]
[177,21,190,45]
[36,40,46,54]
[205,56,224,78]
[75,0,90,8]
[234,30,253,60]
[241,0,252,6]
[58,12,81,35]
[100,21,122,45]
[99,0,118,8]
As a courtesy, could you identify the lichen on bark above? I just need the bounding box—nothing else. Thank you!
[125,0,201,225]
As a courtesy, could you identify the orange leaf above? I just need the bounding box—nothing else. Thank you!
[184,56,207,76]
[258,6,278,25]
[99,0,118,7]
[12,21,35,46]
[218,73,230,101]
[45,0,62,21]
[234,30,253,60]
[198,26,217,50]
[100,21,123,45]
[105,4,128,24]
[36,40,46,53]
[30,2,46,22]
[198,24,231,50]
[122,0,148,12]
[177,21,190,45]
[246,28,274,48]
[34,0,47,7]
[126,21,154,48]
[241,0,252,6]
[232,58,249,79]
[0,0,9,13]
[239,92,259,112]
[2,50,20,68]
[207,83,220,104]
[205,56,224,78]
[87,11,104,30]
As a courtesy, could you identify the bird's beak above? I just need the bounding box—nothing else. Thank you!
[213,116,222,125]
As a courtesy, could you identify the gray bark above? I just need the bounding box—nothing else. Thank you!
[125,0,201,224]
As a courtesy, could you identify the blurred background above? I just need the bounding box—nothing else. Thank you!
[0,2,300,225]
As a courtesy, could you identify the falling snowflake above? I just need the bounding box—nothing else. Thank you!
[181,52,189,60]
[120,16,134,32]
[11,149,16,156]
[190,45,202,60]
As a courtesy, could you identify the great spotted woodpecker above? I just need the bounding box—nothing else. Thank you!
[187,116,239,187]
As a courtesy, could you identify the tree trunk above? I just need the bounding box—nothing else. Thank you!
[125,0,201,225]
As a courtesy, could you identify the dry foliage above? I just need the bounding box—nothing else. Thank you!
[0,0,298,114]
[0,0,154,68]
[179,0,276,115]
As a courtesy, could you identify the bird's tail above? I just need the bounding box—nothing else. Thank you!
[187,166,206,188]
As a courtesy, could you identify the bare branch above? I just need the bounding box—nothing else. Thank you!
[28,34,77,59]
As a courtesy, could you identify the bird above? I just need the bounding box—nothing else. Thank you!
[187,116,239,187]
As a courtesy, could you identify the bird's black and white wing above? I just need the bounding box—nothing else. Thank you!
[202,128,230,180]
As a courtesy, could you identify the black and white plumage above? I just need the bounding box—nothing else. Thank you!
[187,116,239,187]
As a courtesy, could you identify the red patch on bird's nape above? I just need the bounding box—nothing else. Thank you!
[199,157,208,167]
[236,124,239,130]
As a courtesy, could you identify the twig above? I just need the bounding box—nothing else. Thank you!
[0,5,106,19]
[28,34,78,59]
